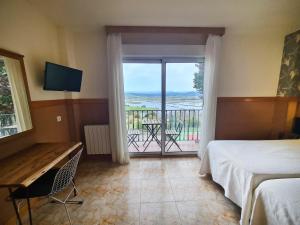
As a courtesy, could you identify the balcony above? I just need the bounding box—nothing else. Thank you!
[0,113,18,138]
[126,109,202,153]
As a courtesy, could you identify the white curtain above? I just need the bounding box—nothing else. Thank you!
[107,33,130,164]
[4,57,32,132]
[198,35,222,161]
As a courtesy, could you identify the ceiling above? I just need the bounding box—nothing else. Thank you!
[28,0,300,32]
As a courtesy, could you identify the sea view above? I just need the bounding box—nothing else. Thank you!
[125,92,203,110]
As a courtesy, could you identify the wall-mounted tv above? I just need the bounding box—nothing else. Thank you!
[43,62,82,92]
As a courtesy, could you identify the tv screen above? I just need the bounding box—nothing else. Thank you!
[44,62,82,92]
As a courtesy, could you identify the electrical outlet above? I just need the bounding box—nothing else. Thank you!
[56,115,62,122]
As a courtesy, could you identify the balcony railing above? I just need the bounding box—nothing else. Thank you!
[0,113,18,137]
[126,109,202,142]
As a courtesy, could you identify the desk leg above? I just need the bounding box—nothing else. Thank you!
[26,196,33,225]
[8,188,23,225]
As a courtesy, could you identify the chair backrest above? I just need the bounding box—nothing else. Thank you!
[176,121,184,134]
[50,148,83,195]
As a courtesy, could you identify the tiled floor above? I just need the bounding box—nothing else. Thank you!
[24,157,240,225]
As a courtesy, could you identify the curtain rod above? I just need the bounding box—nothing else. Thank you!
[105,26,225,36]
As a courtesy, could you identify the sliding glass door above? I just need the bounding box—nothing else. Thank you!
[163,59,204,155]
[123,58,203,156]
[123,60,162,154]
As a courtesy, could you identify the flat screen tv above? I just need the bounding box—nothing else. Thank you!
[43,62,82,92]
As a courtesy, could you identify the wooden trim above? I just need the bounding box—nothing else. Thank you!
[217,96,300,103]
[31,99,108,108]
[0,129,34,144]
[31,99,67,108]
[0,49,35,144]
[69,98,108,104]
[0,49,24,59]
[105,26,225,36]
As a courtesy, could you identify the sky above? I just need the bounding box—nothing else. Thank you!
[123,63,199,93]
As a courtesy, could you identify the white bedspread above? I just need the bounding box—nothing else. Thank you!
[250,178,300,225]
[199,140,300,225]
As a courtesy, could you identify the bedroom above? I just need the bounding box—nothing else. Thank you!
[0,0,300,224]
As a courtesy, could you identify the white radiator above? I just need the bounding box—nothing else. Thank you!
[84,125,111,155]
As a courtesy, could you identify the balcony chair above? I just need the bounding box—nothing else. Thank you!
[165,121,183,152]
[127,129,141,151]
[10,148,83,225]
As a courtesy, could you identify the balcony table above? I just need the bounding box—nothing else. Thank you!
[142,119,162,151]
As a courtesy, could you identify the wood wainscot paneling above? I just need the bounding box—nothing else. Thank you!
[30,98,109,144]
[67,98,109,144]
[215,97,300,140]
[31,99,71,143]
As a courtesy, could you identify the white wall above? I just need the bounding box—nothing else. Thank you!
[1,1,299,100]
[0,0,66,101]
[71,27,300,98]
[218,27,297,97]
[72,29,108,99]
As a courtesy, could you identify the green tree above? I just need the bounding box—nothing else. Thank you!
[193,63,204,95]
[0,60,14,113]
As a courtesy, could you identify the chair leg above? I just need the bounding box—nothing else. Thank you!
[72,178,77,197]
[165,135,171,149]
[63,204,72,225]
[166,135,182,152]
[173,139,183,151]
[67,182,84,204]
[128,134,140,151]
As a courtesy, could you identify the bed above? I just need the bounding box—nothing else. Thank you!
[199,140,300,225]
[250,178,300,225]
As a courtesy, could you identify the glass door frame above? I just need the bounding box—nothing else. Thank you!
[124,57,203,157]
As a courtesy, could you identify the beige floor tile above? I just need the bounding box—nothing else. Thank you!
[169,177,218,201]
[16,157,241,225]
[140,178,175,203]
[140,202,181,225]
[177,200,240,225]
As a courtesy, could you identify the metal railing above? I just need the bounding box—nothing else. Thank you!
[126,109,202,142]
[0,113,18,137]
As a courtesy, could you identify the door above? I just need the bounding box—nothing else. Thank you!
[123,59,162,155]
[123,58,203,156]
[163,59,204,155]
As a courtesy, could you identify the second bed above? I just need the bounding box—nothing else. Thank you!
[199,139,300,225]
[250,178,300,225]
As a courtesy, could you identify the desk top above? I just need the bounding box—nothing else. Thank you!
[0,142,82,188]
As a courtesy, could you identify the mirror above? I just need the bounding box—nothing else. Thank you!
[0,49,33,139]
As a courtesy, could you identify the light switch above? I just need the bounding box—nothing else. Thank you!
[56,115,62,122]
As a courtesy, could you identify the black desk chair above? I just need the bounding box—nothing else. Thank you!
[11,148,83,225]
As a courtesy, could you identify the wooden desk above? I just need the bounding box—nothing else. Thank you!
[0,142,82,224]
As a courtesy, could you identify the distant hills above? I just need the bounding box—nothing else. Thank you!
[125,91,203,97]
